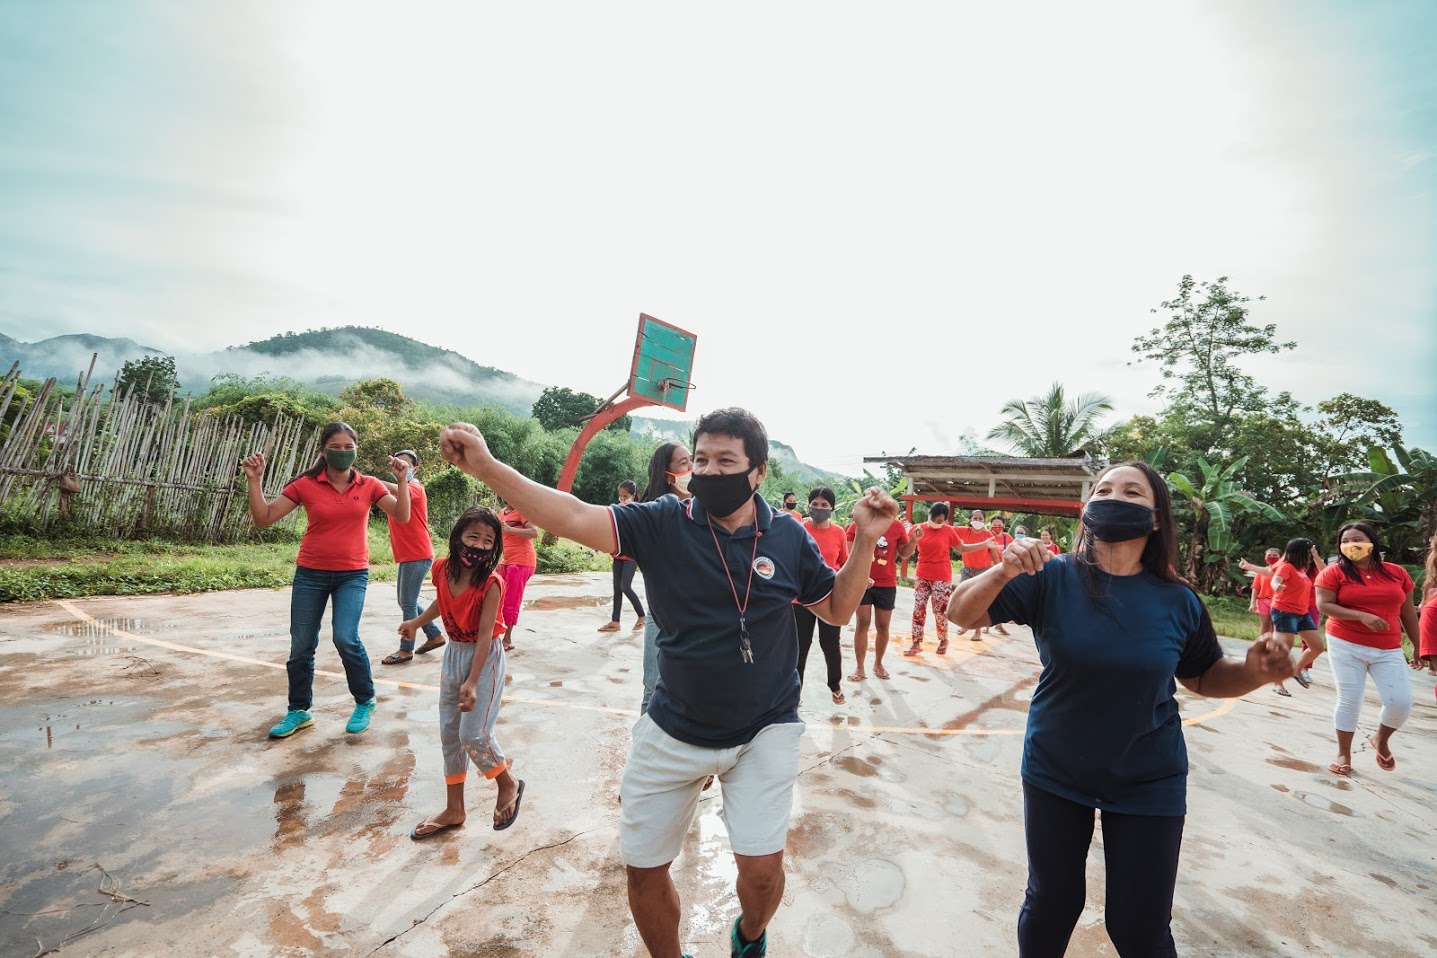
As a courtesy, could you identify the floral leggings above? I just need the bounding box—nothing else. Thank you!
[912,577,953,643]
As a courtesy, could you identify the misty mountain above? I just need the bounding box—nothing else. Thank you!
[1,327,843,480]
[0,332,166,386]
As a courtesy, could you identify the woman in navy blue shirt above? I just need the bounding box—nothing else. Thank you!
[948,461,1295,957]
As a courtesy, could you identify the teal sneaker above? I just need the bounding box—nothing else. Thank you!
[269,710,312,738]
[731,916,766,957]
[346,699,376,733]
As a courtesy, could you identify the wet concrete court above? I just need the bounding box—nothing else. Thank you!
[2,571,1435,957]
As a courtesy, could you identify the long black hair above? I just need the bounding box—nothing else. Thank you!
[300,422,359,480]
[1075,460,1189,597]
[1281,537,1318,576]
[1332,520,1397,584]
[447,506,504,588]
[642,442,683,502]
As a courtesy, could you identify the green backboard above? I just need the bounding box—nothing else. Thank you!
[628,313,697,411]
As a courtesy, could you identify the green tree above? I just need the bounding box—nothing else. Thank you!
[1329,445,1437,562]
[531,387,631,433]
[1131,275,1294,441]
[339,378,414,416]
[116,355,180,404]
[1167,456,1284,591]
[986,382,1113,457]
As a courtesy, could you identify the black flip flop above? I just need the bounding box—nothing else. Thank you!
[415,638,446,655]
[410,819,462,841]
[494,780,525,831]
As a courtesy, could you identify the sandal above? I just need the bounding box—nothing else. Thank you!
[494,780,525,831]
[1327,761,1353,777]
[1292,671,1311,689]
[873,665,890,680]
[1273,686,1292,697]
[632,616,646,631]
[597,621,621,633]
[903,643,923,657]
[381,651,413,665]
[410,818,462,840]
[415,637,446,655]
[936,640,949,655]
[1368,735,1396,771]
[847,671,866,682]
[831,689,846,705]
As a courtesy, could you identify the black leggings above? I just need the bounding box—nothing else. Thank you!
[794,605,842,693]
[611,558,644,621]
[1019,781,1184,958]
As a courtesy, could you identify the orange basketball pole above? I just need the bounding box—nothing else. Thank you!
[555,395,655,494]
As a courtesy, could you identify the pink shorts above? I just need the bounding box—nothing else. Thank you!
[1255,598,1272,616]
[500,563,535,627]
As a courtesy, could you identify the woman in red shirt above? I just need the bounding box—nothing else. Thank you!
[903,503,963,656]
[1410,533,1436,693]
[797,486,850,704]
[1314,521,1421,775]
[243,422,412,739]
[1268,538,1323,697]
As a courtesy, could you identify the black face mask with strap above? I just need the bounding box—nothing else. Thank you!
[688,465,758,519]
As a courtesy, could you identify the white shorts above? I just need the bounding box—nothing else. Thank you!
[618,713,804,868]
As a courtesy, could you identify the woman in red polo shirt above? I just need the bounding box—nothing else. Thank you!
[379,449,447,665]
[1314,521,1421,775]
[243,422,412,740]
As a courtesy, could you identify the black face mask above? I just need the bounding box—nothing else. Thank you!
[456,544,494,568]
[1082,499,1156,542]
[688,466,758,519]
[809,506,833,523]
[784,502,797,512]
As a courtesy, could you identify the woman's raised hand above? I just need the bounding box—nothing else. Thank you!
[440,423,493,475]
[241,452,266,482]
[386,454,410,480]
[1001,537,1052,578]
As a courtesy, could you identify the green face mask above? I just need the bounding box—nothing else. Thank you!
[324,448,357,472]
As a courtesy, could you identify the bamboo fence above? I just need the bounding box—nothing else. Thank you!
[0,358,318,540]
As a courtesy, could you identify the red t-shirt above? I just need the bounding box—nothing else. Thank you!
[499,506,537,568]
[913,523,962,582]
[802,520,849,572]
[847,519,909,587]
[1045,543,1061,556]
[1420,592,1437,659]
[1270,560,1313,615]
[1252,568,1274,601]
[433,560,505,642]
[387,481,434,563]
[1314,562,1414,650]
[955,525,999,569]
[283,472,389,571]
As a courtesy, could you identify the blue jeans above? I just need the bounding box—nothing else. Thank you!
[396,558,442,651]
[288,567,375,712]
[641,614,661,714]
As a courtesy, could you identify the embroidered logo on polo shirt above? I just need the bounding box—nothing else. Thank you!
[752,556,775,579]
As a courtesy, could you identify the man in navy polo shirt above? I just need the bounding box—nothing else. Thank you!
[439,408,896,958]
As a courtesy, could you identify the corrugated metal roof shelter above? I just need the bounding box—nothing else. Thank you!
[863,453,1102,519]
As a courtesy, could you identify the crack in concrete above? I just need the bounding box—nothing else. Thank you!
[365,822,615,956]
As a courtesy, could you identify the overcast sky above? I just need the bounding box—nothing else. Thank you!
[1,0,1433,475]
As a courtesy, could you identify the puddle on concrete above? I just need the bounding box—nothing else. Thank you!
[1290,791,1360,816]
[1267,755,1322,773]
[834,756,878,777]
[523,595,609,611]
[1271,784,1290,793]
[549,681,563,687]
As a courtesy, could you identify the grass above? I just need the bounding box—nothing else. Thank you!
[1202,594,1262,641]
[0,528,398,603]
[0,525,611,603]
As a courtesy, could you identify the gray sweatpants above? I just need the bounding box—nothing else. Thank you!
[440,639,507,784]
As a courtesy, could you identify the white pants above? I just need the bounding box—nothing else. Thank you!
[1326,633,1412,733]
[618,714,803,868]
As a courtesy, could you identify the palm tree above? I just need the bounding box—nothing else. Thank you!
[986,382,1114,457]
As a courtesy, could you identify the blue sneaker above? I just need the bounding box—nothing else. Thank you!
[269,710,312,738]
[731,916,766,957]
[346,699,376,733]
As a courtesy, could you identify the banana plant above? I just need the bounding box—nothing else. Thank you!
[1168,456,1284,590]
[1328,445,1437,561]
